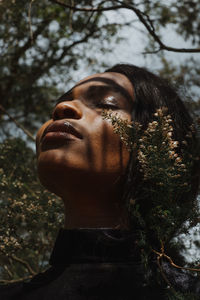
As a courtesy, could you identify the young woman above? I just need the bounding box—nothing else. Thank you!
[1,64,200,299]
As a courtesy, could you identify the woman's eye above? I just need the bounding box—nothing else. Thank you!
[96,102,119,110]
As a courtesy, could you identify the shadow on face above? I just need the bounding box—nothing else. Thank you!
[36,72,134,198]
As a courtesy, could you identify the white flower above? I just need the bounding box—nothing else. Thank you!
[175,157,182,163]
[167,132,172,137]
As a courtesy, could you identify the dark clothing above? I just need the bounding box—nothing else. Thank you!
[0,228,200,299]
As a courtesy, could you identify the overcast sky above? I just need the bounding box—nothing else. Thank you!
[65,6,199,89]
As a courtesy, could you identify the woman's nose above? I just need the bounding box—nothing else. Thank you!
[52,101,83,120]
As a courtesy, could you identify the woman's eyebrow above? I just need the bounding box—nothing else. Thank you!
[75,77,133,105]
[55,77,133,106]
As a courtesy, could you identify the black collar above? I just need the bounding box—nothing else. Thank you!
[49,228,140,266]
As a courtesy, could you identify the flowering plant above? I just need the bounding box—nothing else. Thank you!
[103,108,200,272]
[0,139,63,283]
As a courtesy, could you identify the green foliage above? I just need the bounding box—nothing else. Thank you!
[0,138,63,281]
[0,0,122,136]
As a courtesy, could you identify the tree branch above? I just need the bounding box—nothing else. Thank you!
[39,12,103,70]
[0,105,35,141]
[0,275,33,284]
[28,0,35,44]
[0,248,36,277]
[49,0,200,53]
[49,0,124,12]
[116,0,200,53]
[13,19,52,64]
[10,254,36,276]
[60,23,99,57]
[13,9,104,86]
[153,242,200,273]
[156,254,174,290]
[3,265,13,279]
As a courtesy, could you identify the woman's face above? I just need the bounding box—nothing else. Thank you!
[36,72,134,196]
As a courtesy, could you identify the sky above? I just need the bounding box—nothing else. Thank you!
[62,5,199,93]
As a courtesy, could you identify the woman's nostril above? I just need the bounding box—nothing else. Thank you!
[53,110,59,121]
[64,108,79,119]
[53,102,82,120]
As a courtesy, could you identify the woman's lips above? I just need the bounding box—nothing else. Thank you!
[41,121,83,146]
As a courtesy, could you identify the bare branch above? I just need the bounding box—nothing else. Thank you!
[28,0,35,45]
[48,0,124,12]
[156,254,174,290]
[15,9,104,85]
[2,18,52,79]
[67,0,73,30]
[116,0,200,53]
[0,275,33,284]
[0,248,36,277]
[84,11,96,28]
[0,105,35,141]
[142,48,162,54]
[3,265,13,279]
[49,0,200,53]
[153,242,200,274]
[49,12,103,64]
[10,254,36,276]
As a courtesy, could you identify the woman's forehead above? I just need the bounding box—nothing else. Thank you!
[57,72,135,105]
[77,72,134,100]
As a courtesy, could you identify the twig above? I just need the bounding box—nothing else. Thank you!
[153,242,200,273]
[10,254,36,276]
[142,48,162,54]
[0,275,33,284]
[28,0,35,44]
[163,253,200,272]
[49,0,200,53]
[49,0,124,12]
[0,105,35,141]
[115,0,200,53]
[156,254,174,289]
[68,0,74,30]
[0,249,36,277]
[54,17,101,62]
[3,265,13,279]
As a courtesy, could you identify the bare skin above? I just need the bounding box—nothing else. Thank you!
[36,72,134,229]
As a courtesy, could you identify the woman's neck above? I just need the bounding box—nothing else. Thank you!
[61,184,129,229]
